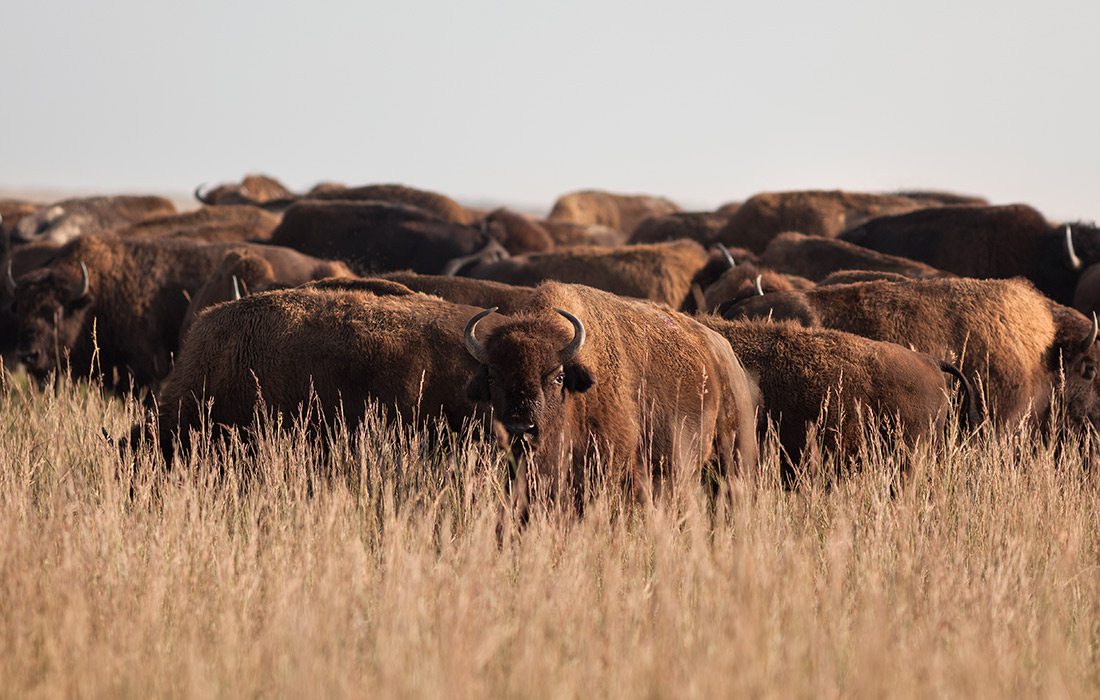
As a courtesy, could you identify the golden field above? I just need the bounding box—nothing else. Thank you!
[0,374,1098,699]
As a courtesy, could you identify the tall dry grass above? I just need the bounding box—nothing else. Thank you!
[1,375,1098,698]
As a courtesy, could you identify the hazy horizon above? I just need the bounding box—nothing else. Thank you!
[2,0,1097,221]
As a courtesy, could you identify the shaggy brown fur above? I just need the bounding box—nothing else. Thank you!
[9,236,301,389]
[179,247,353,338]
[195,174,296,207]
[839,204,1098,305]
[377,272,538,312]
[0,200,40,238]
[716,190,945,253]
[891,190,989,206]
[270,201,503,275]
[152,286,501,461]
[13,195,177,245]
[701,317,973,480]
[627,211,731,245]
[465,282,759,508]
[722,278,1100,428]
[539,220,627,248]
[117,206,281,242]
[761,232,948,281]
[309,183,474,224]
[476,208,555,253]
[458,240,710,307]
[818,270,915,286]
[547,190,681,235]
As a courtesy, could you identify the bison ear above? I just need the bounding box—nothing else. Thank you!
[467,365,491,402]
[564,363,594,393]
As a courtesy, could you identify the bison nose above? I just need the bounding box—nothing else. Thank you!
[504,421,538,437]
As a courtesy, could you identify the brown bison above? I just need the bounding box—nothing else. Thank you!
[118,205,281,243]
[148,283,502,461]
[180,247,352,337]
[715,190,951,253]
[269,200,507,275]
[760,232,948,281]
[627,211,731,246]
[8,235,321,389]
[463,282,760,508]
[547,190,681,235]
[700,317,976,480]
[13,195,177,245]
[194,174,296,207]
[695,256,813,315]
[454,240,710,308]
[377,272,538,312]
[539,220,627,248]
[475,208,555,253]
[839,204,1097,306]
[722,277,1100,428]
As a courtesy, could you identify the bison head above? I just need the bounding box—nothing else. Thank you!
[9,261,92,379]
[1051,310,1100,431]
[464,308,594,445]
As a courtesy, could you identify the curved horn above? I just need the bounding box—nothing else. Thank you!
[5,259,16,295]
[1088,312,1098,347]
[194,183,214,205]
[1066,224,1083,271]
[554,308,586,363]
[754,274,764,296]
[75,262,90,300]
[464,307,497,364]
[717,243,736,269]
[231,275,242,301]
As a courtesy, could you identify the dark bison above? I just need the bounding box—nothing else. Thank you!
[627,211,732,246]
[475,208,555,253]
[8,235,331,389]
[463,282,760,508]
[839,204,1097,306]
[118,205,281,243]
[13,195,177,245]
[148,283,502,461]
[715,190,954,253]
[454,240,710,307]
[269,200,507,275]
[194,174,295,207]
[306,183,475,224]
[722,278,1100,429]
[760,232,948,281]
[180,247,352,337]
[547,190,681,235]
[701,317,976,479]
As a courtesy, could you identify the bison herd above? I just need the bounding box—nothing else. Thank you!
[3,177,1099,507]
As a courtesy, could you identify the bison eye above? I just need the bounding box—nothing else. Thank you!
[1082,362,1097,382]
[553,373,564,385]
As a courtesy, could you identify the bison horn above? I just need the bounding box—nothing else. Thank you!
[75,262,90,300]
[754,274,764,296]
[1066,224,1083,271]
[1089,312,1098,347]
[717,243,737,269]
[555,308,586,363]
[231,275,242,301]
[194,183,214,205]
[464,307,497,364]
[5,259,16,294]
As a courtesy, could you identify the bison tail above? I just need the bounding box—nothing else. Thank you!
[939,361,984,430]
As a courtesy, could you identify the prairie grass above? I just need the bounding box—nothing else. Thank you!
[1,376,1098,698]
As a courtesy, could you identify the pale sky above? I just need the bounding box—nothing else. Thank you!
[2,0,1097,220]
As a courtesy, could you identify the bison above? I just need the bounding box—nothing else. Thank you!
[462,282,760,509]
[839,204,1098,306]
[700,317,976,481]
[627,211,731,246]
[475,208,555,254]
[453,240,710,308]
[721,277,1100,429]
[547,190,681,235]
[715,190,954,253]
[194,174,296,208]
[539,220,627,248]
[759,232,948,281]
[118,205,281,243]
[147,283,502,461]
[13,195,177,245]
[269,200,507,275]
